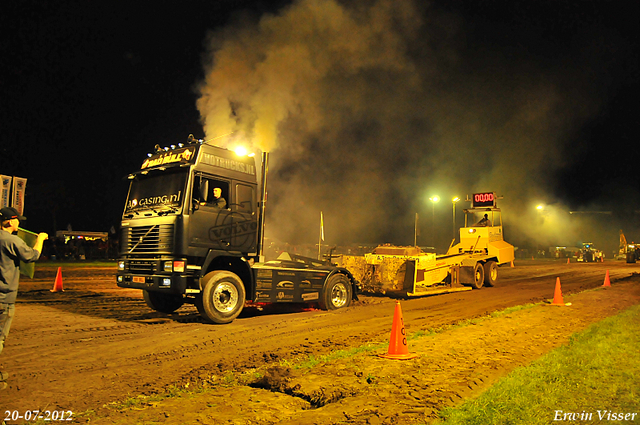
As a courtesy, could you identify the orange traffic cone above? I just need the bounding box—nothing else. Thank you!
[51,267,64,292]
[510,260,514,268]
[548,277,568,306]
[602,270,611,287]
[379,301,418,360]
[567,258,570,264]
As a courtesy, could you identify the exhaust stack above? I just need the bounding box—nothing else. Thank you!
[256,152,269,261]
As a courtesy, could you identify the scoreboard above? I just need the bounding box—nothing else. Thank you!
[472,192,495,208]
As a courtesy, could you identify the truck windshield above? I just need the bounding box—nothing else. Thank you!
[124,169,188,216]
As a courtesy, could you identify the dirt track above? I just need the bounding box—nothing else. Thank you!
[2,260,639,424]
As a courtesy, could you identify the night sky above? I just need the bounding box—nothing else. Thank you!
[1,0,638,255]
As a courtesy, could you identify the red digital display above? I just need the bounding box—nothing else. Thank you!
[473,192,495,208]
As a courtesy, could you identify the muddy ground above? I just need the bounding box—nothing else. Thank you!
[2,260,639,424]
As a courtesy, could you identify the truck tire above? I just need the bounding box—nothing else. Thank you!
[319,274,352,310]
[143,290,184,314]
[471,262,484,289]
[198,271,246,324]
[483,261,498,287]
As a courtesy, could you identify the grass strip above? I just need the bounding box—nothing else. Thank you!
[436,304,640,425]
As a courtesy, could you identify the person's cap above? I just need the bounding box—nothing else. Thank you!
[0,207,26,221]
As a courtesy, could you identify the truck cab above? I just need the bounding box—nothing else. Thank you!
[447,207,514,266]
[117,136,358,323]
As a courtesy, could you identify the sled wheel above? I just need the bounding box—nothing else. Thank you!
[483,261,498,287]
[471,262,485,289]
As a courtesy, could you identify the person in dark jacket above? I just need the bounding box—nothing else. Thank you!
[0,207,48,390]
[474,214,492,227]
[211,187,227,209]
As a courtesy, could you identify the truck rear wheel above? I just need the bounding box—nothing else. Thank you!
[319,274,352,310]
[198,271,246,324]
[471,262,484,289]
[143,290,184,314]
[483,261,498,287]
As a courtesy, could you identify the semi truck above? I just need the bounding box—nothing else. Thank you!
[337,193,515,297]
[116,135,359,324]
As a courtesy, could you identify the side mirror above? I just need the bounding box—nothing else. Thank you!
[199,179,209,203]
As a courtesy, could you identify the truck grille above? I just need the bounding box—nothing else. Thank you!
[124,224,174,254]
[129,260,158,273]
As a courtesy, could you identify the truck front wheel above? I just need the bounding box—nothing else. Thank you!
[143,290,184,314]
[198,271,246,324]
[319,274,352,310]
[483,261,498,287]
[471,262,485,289]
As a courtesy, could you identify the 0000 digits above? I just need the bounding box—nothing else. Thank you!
[4,410,74,422]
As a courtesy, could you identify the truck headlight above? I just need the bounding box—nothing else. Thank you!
[163,261,173,272]
[118,261,125,270]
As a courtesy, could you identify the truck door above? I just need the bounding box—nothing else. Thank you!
[189,176,234,250]
[229,182,258,253]
[189,176,257,253]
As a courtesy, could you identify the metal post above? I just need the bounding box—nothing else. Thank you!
[452,197,460,242]
[429,196,439,247]
[452,202,456,241]
[318,211,324,260]
[432,203,435,244]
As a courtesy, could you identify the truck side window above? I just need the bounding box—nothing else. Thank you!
[235,184,254,213]
[195,177,229,209]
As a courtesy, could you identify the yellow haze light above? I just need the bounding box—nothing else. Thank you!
[234,146,248,156]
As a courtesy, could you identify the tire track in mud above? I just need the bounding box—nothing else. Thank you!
[118,262,636,386]
[3,262,637,416]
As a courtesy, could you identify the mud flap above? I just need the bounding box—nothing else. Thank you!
[403,259,417,293]
[458,266,475,284]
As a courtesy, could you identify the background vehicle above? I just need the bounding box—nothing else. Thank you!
[577,242,602,262]
[616,230,638,263]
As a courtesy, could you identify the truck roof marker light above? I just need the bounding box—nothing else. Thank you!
[178,143,184,148]
[170,145,176,149]
[468,229,476,234]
